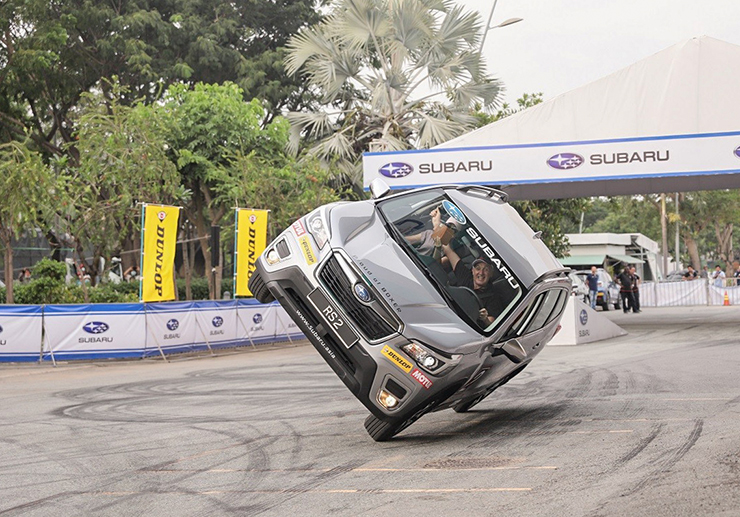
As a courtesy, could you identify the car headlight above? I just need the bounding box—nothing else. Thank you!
[401,342,445,373]
[307,212,329,249]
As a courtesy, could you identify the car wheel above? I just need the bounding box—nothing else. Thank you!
[247,272,275,304]
[363,414,406,442]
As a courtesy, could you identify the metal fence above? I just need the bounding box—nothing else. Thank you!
[640,279,740,307]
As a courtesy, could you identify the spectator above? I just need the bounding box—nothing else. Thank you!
[712,265,726,288]
[616,266,634,313]
[733,261,740,286]
[124,265,139,283]
[17,268,31,283]
[630,266,641,313]
[585,266,599,310]
[682,265,698,281]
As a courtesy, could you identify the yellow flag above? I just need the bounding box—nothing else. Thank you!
[141,204,180,302]
[235,209,269,297]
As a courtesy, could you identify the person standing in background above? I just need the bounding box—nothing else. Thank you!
[617,266,634,314]
[712,265,726,288]
[585,266,599,310]
[630,266,641,313]
[733,261,740,286]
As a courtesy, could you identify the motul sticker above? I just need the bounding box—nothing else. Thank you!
[291,219,307,237]
[411,368,433,389]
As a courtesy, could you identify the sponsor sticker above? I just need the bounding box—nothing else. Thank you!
[442,200,466,225]
[298,235,317,265]
[382,345,412,373]
[291,219,307,237]
[411,368,433,389]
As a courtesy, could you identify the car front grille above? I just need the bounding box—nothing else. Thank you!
[318,255,397,342]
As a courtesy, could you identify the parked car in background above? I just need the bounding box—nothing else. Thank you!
[249,181,571,441]
[568,271,590,304]
[574,268,621,310]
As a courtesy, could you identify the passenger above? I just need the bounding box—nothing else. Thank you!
[438,242,503,327]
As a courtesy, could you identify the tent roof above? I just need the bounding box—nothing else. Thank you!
[436,36,740,200]
[438,36,740,148]
[363,36,740,200]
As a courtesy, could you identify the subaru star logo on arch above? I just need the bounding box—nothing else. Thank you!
[353,283,372,303]
[378,162,413,178]
[166,319,179,331]
[548,153,584,170]
[212,316,224,327]
[83,321,109,334]
[442,200,466,225]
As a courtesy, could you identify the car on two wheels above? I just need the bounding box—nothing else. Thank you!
[249,181,571,441]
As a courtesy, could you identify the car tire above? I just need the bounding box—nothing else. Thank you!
[364,414,405,442]
[247,272,275,304]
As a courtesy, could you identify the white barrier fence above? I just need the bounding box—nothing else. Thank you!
[639,280,740,307]
[0,299,303,363]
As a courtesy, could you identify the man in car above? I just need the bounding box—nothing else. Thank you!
[437,241,502,327]
[586,266,599,310]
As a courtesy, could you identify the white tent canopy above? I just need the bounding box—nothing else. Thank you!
[362,36,740,200]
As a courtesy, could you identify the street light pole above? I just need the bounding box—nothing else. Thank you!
[479,0,523,55]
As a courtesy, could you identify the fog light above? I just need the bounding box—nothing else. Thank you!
[378,389,398,409]
[266,249,280,265]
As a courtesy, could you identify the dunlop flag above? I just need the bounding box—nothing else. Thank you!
[141,204,180,302]
[235,209,268,297]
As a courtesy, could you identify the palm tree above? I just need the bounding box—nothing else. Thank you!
[285,0,502,186]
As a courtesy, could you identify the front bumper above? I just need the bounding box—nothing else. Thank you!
[253,256,476,421]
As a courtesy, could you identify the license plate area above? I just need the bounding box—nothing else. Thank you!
[307,289,358,349]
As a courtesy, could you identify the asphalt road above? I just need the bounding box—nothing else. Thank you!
[2,306,740,516]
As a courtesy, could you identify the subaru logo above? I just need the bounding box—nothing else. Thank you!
[353,283,372,303]
[253,313,263,324]
[547,153,584,170]
[0,325,3,334]
[579,309,588,326]
[166,319,179,331]
[734,145,740,159]
[83,321,109,334]
[378,162,413,179]
[212,316,223,328]
[442,200,467,225]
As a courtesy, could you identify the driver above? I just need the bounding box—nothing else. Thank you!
[438,242,502,326]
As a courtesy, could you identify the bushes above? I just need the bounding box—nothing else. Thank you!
[4,258,240,304]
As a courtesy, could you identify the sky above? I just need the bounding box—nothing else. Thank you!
[458,0,740,107]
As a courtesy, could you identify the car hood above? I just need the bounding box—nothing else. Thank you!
[328,201,486,354]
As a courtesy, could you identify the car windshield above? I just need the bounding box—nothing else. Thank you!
[377,189,525,334]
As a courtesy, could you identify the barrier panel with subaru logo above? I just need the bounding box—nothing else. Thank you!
[192,300,239,350]
[144,301,198,356]
[0,301,304,362]
[0,305,43,362]
[43,303,147,361]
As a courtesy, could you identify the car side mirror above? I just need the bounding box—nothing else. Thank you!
[369,178,391,199]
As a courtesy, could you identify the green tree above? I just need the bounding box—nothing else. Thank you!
[1,0,324,153]
[285,0,502,185]
[0,141,59,303]
[64,80,182,290]
[162,82,292,298]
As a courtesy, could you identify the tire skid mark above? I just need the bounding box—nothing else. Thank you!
[622,419,703,496]
[617,423,665,464]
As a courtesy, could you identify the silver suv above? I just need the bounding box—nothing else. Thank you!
[249,182,571,441]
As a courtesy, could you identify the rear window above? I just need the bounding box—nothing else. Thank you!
[502,288,568,340]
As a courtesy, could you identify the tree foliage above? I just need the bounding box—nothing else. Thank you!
[285,0,502,183]
[0,140,60,302]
